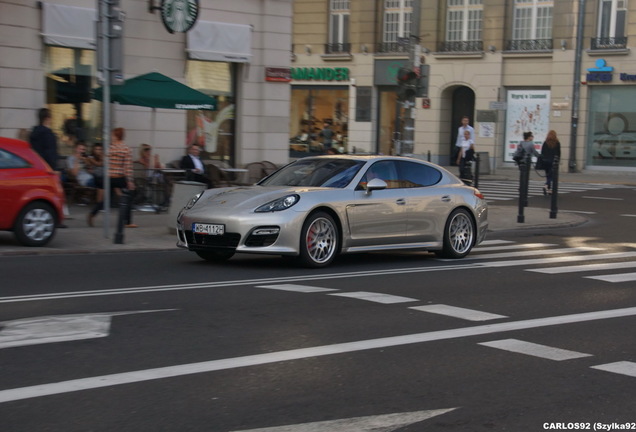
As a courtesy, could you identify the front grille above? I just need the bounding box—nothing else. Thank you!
[185,231,241,248]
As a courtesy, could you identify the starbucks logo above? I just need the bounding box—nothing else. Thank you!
[161,0,199,33]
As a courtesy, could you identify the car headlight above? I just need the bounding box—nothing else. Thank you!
[255,194,300,212]
[183,191,203,210]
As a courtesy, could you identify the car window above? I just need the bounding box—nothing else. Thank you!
[0,148,30,169]
[357,161,400,190]
[397,161,442,187]
[259,158,365,188]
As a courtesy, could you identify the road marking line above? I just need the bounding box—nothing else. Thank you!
[479,240,515,245]
[461,247,601,260]
[329,292,418,304]
[621,214,636,218]
[2,306,636,404]
[478,252,636,268]
[229,408,458,432]
[473,243,555,252]
[409,305,507,321]
[478,339,592,361]
[585,272,636,283]
[562,210,597,215]
[582,196,623,200]
[254,284,338,293]
[591,361,636,378]
[529,261,636,274]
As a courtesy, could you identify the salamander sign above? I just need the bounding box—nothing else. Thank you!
[291,67,350,82]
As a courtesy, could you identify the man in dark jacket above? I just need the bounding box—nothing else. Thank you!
[29,108,58,170]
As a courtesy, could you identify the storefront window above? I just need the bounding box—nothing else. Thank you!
[587,86,636,167]
[44,46,98,155]
[186,61,235,164]
[378,87,400,155]
[289,86,349,156]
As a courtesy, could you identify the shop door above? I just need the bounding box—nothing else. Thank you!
[450,86,475,163]
[377,87,400,155]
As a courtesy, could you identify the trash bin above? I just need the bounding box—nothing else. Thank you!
[167,181,207,234]
[477,152,490,175]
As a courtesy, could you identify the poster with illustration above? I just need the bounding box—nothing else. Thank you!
[186,99,235,157]
[504,90,551,162]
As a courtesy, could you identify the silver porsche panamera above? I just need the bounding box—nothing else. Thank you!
[176,155,488,267]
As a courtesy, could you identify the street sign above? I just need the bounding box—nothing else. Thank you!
[489,101,507,110]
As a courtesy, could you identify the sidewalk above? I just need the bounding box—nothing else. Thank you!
[0,166,632,256]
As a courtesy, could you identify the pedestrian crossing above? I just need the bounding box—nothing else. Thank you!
[476,179,626,203]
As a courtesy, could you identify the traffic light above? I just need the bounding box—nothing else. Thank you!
[397,67,418,101]
[417,64,430,98]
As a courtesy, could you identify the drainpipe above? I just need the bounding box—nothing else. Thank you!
[569,0,586,173]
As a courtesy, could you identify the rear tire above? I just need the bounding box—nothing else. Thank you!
[14,202,57,247]
[298,212,338,268]
[436,208,475,259]
[196,250,235,262]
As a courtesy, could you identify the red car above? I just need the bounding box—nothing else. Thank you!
[0,137,65,246]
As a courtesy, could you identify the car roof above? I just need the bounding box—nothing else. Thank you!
[0,137,31,149]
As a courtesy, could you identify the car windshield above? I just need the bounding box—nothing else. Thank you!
[259,158,365,188]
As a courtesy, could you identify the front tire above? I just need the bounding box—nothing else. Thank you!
[436,208,475,259]
[196,250,235,262]
[14,202,57,247]
[299,212,339,268]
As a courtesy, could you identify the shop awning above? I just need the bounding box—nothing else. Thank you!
[187,21,252,63]
[41,2,97,49]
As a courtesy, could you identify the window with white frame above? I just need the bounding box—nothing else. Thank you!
[383,0,413,43]
[512,0,553,42]
[598,0,627,39]
[329,0,350,48]
[447,0,483,43]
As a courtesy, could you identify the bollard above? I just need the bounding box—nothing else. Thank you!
[474,153,480,189]
[517,154,531,223]
[427,150,431,162]
[114,190,132,244]
[549,155,560,219]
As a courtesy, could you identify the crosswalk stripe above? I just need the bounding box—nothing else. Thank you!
[474,243,556,252]
[591,361,636,378]
[479,339,592,361]
[463,246,601,260]
[409,305,507,321]
[329,292,418,304]
[585,272,636,283]
[480,252,636,268]
[479,240,515,246]
[255,284,338,293]
[529,260,636,274]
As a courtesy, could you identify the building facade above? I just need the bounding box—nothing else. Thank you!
[0,0,292,167]
[291,0,636,173]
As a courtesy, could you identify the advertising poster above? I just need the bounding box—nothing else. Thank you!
[504,90,551,162]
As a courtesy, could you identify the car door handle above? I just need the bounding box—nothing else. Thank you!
[396,198,406,205]
[441,195,451,202]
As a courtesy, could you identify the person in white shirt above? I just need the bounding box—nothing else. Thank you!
[180,144,211,187]
[455,115,475,152]
[456,129,475,180]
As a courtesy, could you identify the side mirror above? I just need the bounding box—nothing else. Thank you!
[366,178,387,193]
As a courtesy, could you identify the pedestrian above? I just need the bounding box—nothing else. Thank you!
[29,108,58,170]
[319,123,334,150]
[88,128,137,228]
[454,116,475,162]
[513,131,539,168]
[540,130,561,195]
[456,129,475,181]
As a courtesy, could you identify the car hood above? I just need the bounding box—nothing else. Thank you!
[191,185,325,212]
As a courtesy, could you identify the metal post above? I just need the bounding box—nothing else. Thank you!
[569,0,586,173]
[400,0,421,156]
[550,156,560,219]
[517,154,530,223]
[474,153,480,189]
[99,0,112,239]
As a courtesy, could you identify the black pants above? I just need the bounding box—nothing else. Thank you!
[90,177,133,224]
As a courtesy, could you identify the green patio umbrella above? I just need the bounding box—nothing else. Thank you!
[92,71,216,110]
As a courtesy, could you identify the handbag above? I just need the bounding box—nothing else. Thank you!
[535,155,545,170]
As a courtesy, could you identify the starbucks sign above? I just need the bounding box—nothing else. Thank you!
[161,0,199,33]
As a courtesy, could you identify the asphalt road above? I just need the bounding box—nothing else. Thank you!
[1,184,635,431]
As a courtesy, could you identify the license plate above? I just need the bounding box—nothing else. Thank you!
[193,223,225,235]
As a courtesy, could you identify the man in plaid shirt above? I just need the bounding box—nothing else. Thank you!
[88,127,137,227]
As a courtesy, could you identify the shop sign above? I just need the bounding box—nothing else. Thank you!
[265,67,291,82]
[160,0,199,34]
[291,67,350,82]
[586,59,613,83]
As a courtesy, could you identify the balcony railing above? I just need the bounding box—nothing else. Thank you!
[325,43,351,54]
[437,40,483,53]
[590,36,628,50]
[506,39,553,51]
[376,42,409,54]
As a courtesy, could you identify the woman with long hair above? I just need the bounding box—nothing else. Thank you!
[541,130,561,195]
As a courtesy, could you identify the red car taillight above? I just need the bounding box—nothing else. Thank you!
[474,188,485,200]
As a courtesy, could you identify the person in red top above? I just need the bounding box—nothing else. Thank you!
[88,127,137,227]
